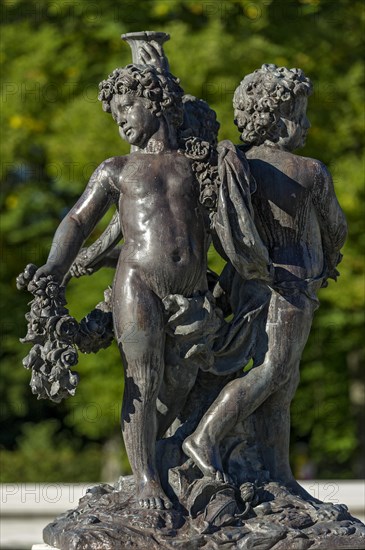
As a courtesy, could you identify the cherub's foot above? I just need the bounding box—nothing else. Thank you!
[137,479,173,510]
[183,433,231,483]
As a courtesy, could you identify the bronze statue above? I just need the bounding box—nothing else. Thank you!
[18,35,364,550]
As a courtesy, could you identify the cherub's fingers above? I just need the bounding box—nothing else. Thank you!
[70,265,80,278]
[139,47,151,64]
[140,43,165,70]
[140,43,156,63]
[151,41,163,57]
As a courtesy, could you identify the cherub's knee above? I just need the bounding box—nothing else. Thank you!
[257,344,301,387]
[254,358,292,393]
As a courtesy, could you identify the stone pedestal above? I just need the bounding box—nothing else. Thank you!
[40,475,365,550]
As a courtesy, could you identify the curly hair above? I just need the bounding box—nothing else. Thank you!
[180,95,220,147]
[233,64,313,146]
[98,64,184,128]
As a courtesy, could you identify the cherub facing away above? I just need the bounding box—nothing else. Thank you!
[184,65,347,494]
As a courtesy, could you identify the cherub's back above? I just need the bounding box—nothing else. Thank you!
[245,145,324,281]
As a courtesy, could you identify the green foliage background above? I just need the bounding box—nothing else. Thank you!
[1,0,364,482]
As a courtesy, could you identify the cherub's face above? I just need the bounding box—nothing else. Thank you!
[110,94,160,147]
[279,95,310,151]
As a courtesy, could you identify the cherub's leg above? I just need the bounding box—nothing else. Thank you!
[157,276,209,439]
[183,291,311,482]
[253,302,318,501]
[182,360,278,482]
[113,268,172,510]
[157,354,199,439]
[253,370,300,483]
[253,376,321,502]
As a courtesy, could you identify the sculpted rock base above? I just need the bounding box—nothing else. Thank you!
[43,473,365,550]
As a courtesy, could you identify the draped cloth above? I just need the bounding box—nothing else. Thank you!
[212,267,271,376]
[214,140,272,284]
[211,141,273,375]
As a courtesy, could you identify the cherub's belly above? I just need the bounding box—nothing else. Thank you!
[118,195,207,295]
[117,238,206,298]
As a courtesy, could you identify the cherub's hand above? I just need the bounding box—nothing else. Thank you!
[33,264,62,283]
[69,248,94,278]
[16,263,37,290]
[69,262,94,278]
[139,42,168,72]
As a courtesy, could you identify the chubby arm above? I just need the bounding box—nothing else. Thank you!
[36,159,119,282]
[69,210,123,277]
[311,161,348,280]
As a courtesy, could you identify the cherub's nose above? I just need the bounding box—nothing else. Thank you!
[116,112,126,126]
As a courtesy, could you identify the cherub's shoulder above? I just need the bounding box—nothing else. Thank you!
[89,156,130,196]
[98,155,129,174]
[295,155,329,176]
[299,157,333,191]
[283,155,333,194]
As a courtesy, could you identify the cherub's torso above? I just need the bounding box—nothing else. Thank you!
[106,151,207,297]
